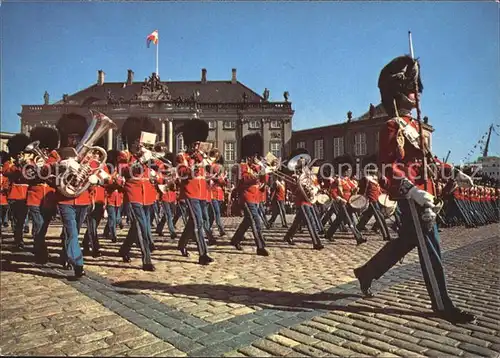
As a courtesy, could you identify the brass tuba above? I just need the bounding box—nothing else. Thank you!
[57,110,117,198]
[25,140,48,166]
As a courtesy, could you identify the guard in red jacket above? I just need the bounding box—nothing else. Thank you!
[103,150,125,243]
[268,176,288,228]
[176,119,214,265]
[3,134,31,250]
[156,151,178,240]
[356,168,391,241]
[43,112,93,278]
[24,126,59,263]
[118,116,163,271]
[230,133,269,256]
[207,149,227,237]
[353,55,475,324]
[0,151,10,228]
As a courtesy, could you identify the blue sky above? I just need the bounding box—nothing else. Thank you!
[1,1,498,163]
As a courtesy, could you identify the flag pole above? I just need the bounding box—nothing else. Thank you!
[156,38,159,77]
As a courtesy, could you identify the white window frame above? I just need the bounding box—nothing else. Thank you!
[270,120,282,129]
[223,121,236,130]
[333,137,344,158]
[224,141,236,162]
[296,141,306,149]
[208,120,217,129]
[249,120,261,129]
[176,133,186,153]
[270,141,281,159]
[314,139,324,160]
[354,132,367,156]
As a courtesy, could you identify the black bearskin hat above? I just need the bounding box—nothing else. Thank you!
[29,126,59,151]
[57,113,88,147]
[121,117,156,148]
[240,133,263,159]
[288,147,309,161]
[7,133,30,157]
[378,55,424,118]
[106,149,120,165]
[0,150,9,164]
[179,119,209,147]
[164,152,176,165]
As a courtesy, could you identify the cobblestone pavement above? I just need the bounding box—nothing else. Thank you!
[1,217,499,357]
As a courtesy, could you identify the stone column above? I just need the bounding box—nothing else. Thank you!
[107,128,113,150]
[161,119,166,143]
[168,120,174,153]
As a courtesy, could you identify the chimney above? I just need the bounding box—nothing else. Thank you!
[201,68,207,84]
[231,68,237,84]
[97,70,105,86]
[127,69,134,85]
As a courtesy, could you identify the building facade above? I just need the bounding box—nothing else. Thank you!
[0,132,16,152]
[18,69,294,178]
[474,156,500,180]
[291,103,434,169]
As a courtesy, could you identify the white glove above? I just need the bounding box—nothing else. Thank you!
[99,169,110,181]
[35,158,45,168]
[456,170,473,188]
[150,169,157,178]
[140,150,153,163]
[60,158,80,171]
[421,207,437,223]
[400,178,435,208]
[88,174,99,185]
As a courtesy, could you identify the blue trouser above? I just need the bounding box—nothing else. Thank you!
[151,201,161,227]
[178,198,208,256]
[232,202,266,249]
[10,200,28,244]
[59,204,89,267]
[201,200,213,239]
[122,202,131,224]
[326,203,363,241]
[106,205,120,241]
[119,203,153,265]
[209,199,225,235]
[258,202,270,228]
[83,203,105,252]
[284,204,322,247]
[174,200,188,226]
[357,202,391,240]
[29,205,56,260]
[157,201,176,236]
[361,199,455,311]
[269,199,288,227]
[313,204,325,234]
[321,201,339,226]
[0,204,8,226]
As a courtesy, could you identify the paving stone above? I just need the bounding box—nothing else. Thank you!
[448,332,492,347]
[405,321,450,335]
[303,320,337,333]
[418,339,464,356]
[2,337,52,354]
[62,339,110,356]
[154,348,188,357]
[75,330,114,344]
[459,343,500,358]
[279,328,320,345]
[199,321,236,333]
[251,338,293,356]
[173,327,207,340]
[125,341,176,357]
[314,331,347,346]
[166,334,203,353]
[294,343,328,356]
[345,341,383,356]
[226,321,261,335]
[124,335,161,349]
[330,328,365,343]
[291,324,322,337]
[385,329,421,344]
[196,330,233,346]
[375,352,400,358]
[238,345,273,357]
[471,332,500,345]
[91,344,130,357]
[388,338,428,354]
[267,334,301,348]
[249,323,282,338]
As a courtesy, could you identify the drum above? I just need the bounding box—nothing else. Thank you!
[315,193,331,205]
[378,193,397,217]
[348,194,368,212]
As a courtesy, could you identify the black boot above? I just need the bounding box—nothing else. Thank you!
[179,248,190,257]
[284,237,295,246]
[74,265,85,279]
[198,255,214,265]
[353,267,374,298]
[313,244,324,250]
[435,307,477,324]
[256,248,269,256]
[142,263,156,272]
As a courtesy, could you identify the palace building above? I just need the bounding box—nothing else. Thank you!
[18,68,294,176]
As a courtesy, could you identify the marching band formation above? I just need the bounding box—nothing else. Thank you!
[1,54,498,324]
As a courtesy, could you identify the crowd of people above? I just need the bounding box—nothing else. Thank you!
[1,54,498,324]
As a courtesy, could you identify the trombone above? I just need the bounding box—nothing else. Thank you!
[256,152,310,186]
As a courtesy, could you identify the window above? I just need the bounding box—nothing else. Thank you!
[176,133,186,153]
[208,120,217,129]
[249,120,261,129]
[314,139,324,160]
[270,120,282,129]
[296,141,306,149]
[333,137,344,158]
[354,132,367,156]
[223,121,236,129]
[270,142,281,159]
[224,141,236,162]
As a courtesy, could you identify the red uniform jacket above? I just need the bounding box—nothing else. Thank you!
[119,152,164,206]
[3,160,29,201]
[359,176,382,203]
[176,152,207,200]
[104,166,125,207]
[273,180,286,201]
[330,177,355,202]
[44,150,92,206]
[0,173,9,205]
[379,116,452,199]
[237,162,267,204]
[209,163,226,201]
[289,178,312,207]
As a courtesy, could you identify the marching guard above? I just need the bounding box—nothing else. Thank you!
[207,148,227,238]
[230,133,269,256]
[353,55,476,323]
[0,151,9,228]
